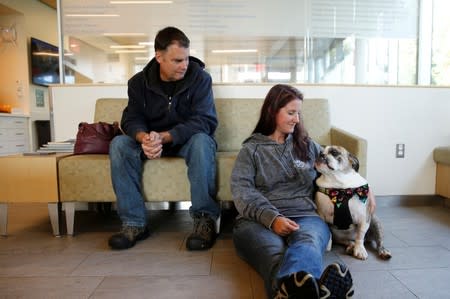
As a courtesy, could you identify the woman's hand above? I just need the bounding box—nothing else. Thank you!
[271,216,299,236]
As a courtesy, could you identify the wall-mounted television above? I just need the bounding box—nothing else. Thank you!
[30,37,60,86]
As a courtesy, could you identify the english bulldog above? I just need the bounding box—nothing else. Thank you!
[315,145,391,260]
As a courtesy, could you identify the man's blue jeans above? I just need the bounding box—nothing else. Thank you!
[233,216,330,298]
[109,133,220,227]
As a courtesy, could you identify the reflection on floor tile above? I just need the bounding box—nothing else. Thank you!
[391,268,450,298]
[0,201,448,298]
[92,275,255,299]
[0,277,103,299]
[71,251,212,276]
[351,270,417,299]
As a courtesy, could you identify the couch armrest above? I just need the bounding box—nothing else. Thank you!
[330,126,368,177]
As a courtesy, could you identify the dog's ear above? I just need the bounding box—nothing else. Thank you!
[348,152,360,172]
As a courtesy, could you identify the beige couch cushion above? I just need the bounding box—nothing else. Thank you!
[434,146,450,165]
[59,155,190,202]
[59,152,235,202]
[59,155,115,202]
[94,98,127,123]
[93,97,332,152]
[215,98,331,152]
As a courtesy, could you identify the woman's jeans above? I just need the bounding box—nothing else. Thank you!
[233,216,330,298]
[109,133,220,227]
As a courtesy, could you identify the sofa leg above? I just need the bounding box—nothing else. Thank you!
[64,202,76,236]
[47,203,60,237]
[215,215,221,234]
[0,203,7,236]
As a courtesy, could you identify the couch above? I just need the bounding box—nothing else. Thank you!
[58,98,367,235]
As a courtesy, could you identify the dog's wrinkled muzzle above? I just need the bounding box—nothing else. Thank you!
[316,152,334,171]
[317,152,326,163]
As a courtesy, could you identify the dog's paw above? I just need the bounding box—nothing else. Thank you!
[345,243,354,255]
[352,244,368,260]
[378,247,392,260]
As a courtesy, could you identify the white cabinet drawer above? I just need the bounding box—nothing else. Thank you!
[0,143,8,154]
[0,128,6,140]
[6,128,27,141]
[0,115,30,155]
[0,117,27,128]
[0,141,27,153]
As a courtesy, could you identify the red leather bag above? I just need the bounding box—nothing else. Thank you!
[74,121,121,154]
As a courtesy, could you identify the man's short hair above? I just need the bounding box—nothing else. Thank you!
[154,27,190,51]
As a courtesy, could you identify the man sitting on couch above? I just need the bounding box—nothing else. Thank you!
[108,26,220,251]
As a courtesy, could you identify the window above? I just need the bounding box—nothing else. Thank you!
[60,0,422,85]
[431,0,450,85]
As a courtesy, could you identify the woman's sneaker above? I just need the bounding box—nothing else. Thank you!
[274,271,320,299]
[319,263,354,298]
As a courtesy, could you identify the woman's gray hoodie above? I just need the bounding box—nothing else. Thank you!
[231,133,322,229]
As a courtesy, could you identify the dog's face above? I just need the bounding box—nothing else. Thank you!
[315,145,359,175]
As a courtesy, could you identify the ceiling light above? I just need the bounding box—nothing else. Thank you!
[65,14,120,17]
[103,33,146,36]
[135,56,151,60]
[32,52,59,57]
[110,45,146,49]
[115,50,148,53]
[211,49,258,53]
[112,1,172,3]
[138,42,154,46]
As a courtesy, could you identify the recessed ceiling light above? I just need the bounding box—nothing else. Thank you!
[65,14,120,17]
[115,50,148,53]
[138,42,155,46]
[32,52,59,57]
[211,49,258,53]
[135,56,151,60]
[103,33,147,36]
[110,1,173,4]
[110,45,146,49]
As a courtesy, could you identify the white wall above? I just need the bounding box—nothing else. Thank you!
[213,84,450,197]
[0,0,58,149]
[49,84,127,142]
[0,13,28,114]
[50,84,450,197]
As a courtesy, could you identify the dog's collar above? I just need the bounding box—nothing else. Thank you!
[318,184,369,208]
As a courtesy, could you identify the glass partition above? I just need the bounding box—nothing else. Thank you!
[431,0,450,85]
[59,0,419,85]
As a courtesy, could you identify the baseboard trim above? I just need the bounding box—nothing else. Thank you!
[376,195,447,208]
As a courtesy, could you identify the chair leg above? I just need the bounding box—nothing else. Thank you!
[64,202,76,236]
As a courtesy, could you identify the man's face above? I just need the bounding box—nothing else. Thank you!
[156,43,189,82]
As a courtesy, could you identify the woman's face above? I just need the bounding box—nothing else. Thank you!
[274,98,302,137]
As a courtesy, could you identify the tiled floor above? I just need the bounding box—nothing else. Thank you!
[0,198,449,299]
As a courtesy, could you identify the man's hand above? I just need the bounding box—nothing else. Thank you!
[271,216,299,236]
[141,131,163,160]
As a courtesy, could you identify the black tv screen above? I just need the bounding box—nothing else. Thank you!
[30,37,60,86]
